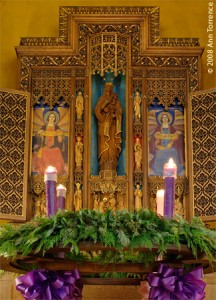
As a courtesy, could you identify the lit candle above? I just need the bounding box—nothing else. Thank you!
[163,158,177,218]
[56,184,67,211]
[156,189,164,216]
[56,184,67,259]
[44,166,57,216]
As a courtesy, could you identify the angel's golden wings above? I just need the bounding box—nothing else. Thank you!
[33,107,69,136]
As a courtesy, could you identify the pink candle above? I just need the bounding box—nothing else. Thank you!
[56,184,67,211]
[156,189,164,216]
[44,166,57,216]
[163,158,177,218]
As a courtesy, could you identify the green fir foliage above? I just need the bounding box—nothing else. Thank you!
[0,209,215,265]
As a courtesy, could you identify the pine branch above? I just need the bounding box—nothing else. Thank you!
[0,209,215,263]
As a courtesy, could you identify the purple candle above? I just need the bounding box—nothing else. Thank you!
[163,158,177,218]
[44,166,57,216]
[56,184,66,211]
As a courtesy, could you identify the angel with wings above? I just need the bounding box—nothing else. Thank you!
[148,109,185,176]
[32,107,69,175]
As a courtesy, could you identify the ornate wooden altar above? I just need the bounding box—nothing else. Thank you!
[0,6,215,224]
[0,243,211,285]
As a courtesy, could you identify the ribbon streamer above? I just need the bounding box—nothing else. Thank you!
[147,264,206,300]
[15,269,83,300]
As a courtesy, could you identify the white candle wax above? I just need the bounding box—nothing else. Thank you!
[156,189,165,216]
[57,184,67,198]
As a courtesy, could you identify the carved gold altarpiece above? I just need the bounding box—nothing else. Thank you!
[0,6,215,223]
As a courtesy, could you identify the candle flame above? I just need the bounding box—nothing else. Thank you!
[57,184,67,191]
[45,166,57,173]
[168,158,176,167]
[156,189,165,198]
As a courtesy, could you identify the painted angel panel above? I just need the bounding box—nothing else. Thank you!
[32,106,69,175]
[148,106,185,176]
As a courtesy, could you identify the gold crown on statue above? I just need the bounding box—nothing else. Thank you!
[104,82,113,86]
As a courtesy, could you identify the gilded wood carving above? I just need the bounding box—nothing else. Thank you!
[10,6,209,221]
[0,89,30,220]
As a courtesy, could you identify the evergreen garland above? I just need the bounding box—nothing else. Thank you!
[0,209,215,265]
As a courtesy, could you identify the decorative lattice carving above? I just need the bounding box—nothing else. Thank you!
[191,89,216,217]
[90,33,127,76]
[131,79,143,93]
[146,69,187,79]
[20,37,65,47]
[75,79,85,93]
[133,123,143,136]
[153,38,199,47]
[142,57,197,91]
[18,6,200,93]
[74,172,83,185]
[60,6,198,47]
[0,90,29,219]
[31,69,74,105]
[134,56,199,99]
[20,57,83,92]
[89,176,127,194]
[131,67,188,109]
[134,172,143,185]
[131,65,195,109]
[74,123,84,136]
[146,78,186,109]
[131,69,145,79]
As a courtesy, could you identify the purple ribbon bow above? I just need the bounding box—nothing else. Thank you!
[15,269,83,300]
[148,264,206,300]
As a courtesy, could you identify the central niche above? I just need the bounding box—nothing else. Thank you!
[91,73,126,177]
[88,28,131,212]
